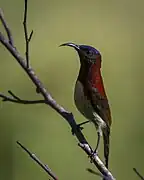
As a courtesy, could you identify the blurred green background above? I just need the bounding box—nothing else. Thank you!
[0,0,144,179]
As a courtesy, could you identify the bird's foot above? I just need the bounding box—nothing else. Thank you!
[71,120,89,135]
[71,124,84,135]
[89,149,98,163]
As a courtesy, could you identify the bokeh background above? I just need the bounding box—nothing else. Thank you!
[0,0,144,179]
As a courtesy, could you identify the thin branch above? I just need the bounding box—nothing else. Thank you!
[17,141,58,180]
[23,0,33,68]
[8,90,21,100]
[0,8,14,46]
[0,92,45,104]
[0,3,115,180]
[133,168,144,180]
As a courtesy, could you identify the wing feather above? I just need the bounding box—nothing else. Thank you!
[87,80,112,127]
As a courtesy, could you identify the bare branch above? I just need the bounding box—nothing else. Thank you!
[133,168,144,180]
[0,91,45,104]
[0,8,14,46]
[23,0,33,68]
[17,141,58,180]
[0,2,116,180]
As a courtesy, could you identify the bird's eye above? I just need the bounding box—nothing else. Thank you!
[86,50,93,56]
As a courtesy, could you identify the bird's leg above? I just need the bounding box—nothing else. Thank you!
[71,120,90,135]
[77,120,90,127]
[76,120,90,131]
[94,131,101,154]
[90,129,102,163]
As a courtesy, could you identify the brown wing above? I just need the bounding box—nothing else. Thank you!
[87,84,112,127]
[87,84,112,168]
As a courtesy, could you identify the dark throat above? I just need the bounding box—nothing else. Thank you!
[77,60,101,85]
[77,59,102,96]
[77,62,91,86]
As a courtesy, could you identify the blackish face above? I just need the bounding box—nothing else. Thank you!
[78,45,101,64]
[60,42,101,64]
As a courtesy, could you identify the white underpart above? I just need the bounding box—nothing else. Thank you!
[74,80,106,135]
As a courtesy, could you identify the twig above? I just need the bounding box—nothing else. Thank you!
[17,141,58,180]
[23,0,33,68]
[133,168,144,180]
[0,2,115,180]
[0,92,45,104]
[0,8,14,46]
[8,90,21,100]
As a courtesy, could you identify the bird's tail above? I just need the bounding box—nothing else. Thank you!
[103,126,110,169]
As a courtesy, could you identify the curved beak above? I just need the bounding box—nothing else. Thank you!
[59,42,80,51]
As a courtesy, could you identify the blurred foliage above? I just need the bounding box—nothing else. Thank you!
[0,0,144,180]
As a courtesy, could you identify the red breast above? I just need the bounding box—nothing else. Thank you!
[88,61,107,98]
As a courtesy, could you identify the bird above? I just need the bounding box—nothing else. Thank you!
[60,42,112,169]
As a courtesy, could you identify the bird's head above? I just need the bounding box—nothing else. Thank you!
[60,42,101,66]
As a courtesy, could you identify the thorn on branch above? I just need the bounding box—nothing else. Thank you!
[28,30,33,42]
[17,141,58,180]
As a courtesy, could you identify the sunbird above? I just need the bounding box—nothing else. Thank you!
[60,42,112,169]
